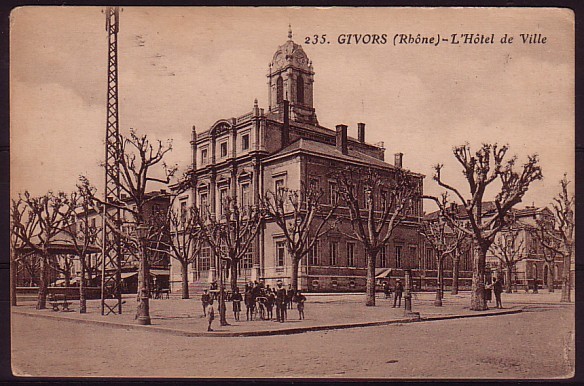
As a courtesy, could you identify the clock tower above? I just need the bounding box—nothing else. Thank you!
[267,25,318,125]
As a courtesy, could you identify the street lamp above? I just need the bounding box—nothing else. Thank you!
[136,224,151,325]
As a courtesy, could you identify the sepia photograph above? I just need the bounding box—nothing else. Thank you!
[9,6,575,379]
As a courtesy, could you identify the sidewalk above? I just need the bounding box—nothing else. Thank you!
[13,291,568,337]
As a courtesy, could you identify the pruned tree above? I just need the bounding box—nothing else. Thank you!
[197,195,264,326]
[12,191,76,309]
[83,129,176,324]
[421,194,468,306]
[430,143,542,310]
[531,175,574,302]
[161,201,205,299]
[59,179,101,313]
[10,198,38,306]
[262,181,339,292]
[334,166,422,307]
[489,227,526,294]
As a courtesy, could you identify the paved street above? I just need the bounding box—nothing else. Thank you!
[11,292,574,379]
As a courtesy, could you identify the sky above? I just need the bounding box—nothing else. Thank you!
[10,7,574,213]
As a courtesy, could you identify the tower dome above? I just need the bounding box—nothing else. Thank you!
[267,25,317,125]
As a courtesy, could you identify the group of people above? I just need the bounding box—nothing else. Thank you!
[200,280,307,331]
[382,279,404,308]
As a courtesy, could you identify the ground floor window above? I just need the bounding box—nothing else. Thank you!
[199,247,211,271]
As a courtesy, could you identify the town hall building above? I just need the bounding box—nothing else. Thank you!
[170,28,425,293]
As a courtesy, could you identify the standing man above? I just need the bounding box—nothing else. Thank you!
[275,281,287,323]
[493,277,504,309]
[206,298,215,332]
[201,289,211,317]
[286,284,295,310]
[393,279,403,308]
[232,287,243,321]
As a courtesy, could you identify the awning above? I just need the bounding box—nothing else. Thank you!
[150,269,170,277]
[121,272,138,279]
[375,268,392,279]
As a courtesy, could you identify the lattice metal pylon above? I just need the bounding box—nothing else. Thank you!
[101,6,123,315]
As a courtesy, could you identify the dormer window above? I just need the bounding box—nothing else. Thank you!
[296,75,304,104]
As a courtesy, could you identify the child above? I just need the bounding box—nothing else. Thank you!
[232,287,243,321]
[201,289,210,317]
[295,290,306,320]
[206,298,215,331]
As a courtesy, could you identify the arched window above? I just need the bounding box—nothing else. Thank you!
[296,75,304,104]
[276,76,284,104]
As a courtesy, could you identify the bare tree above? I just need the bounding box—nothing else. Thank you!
[421,194,468,305]
[431,143,542,310]
[262,181,338,291]
[12,191,76,309]
[489,228,527,294]
[334,167,421,307]
[197,195,264,326]
[531,175,574,302]
[10,198,38,306]
[162,201,205,299]
[59,179,101,313]
[84,129,176,324]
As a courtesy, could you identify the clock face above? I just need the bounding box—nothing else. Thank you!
[296,54,307,65]
[275,52,285,66]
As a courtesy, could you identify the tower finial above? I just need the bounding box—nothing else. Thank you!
[288,24,292,40]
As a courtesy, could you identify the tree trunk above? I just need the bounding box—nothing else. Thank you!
[451,256,459,295]
[218,260,229,326]
[229,260,239,293]
[561,252,571,302]
[11,256,18,306]
[504,265,513,294]
[181,261,190,299]
[79,257,87,313]
[136,238,151,325]
[36,255,48,310]
[365,249,377,307]
[548,264,555,293]
[470,244,488,311]
[290,256,300,292]
[64,265,71,288]
[435,256,443,306]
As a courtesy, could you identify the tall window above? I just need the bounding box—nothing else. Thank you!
[276,241,286,267]
[180,200,188,223]
[364,187,371,209]
[242,244,253,269]
[242,134,250,151]
[380,190,388,211]
[199,192,208,218]
[240,183,250,207]
[276,76,284,104]
[219,188,228,216]
[220,142,228,158]
[425,248,434,270]
[379,246,387,268]
[201,148,208,165]
[296,75,304,104]
[347,242,356,267]
[275,178,285,193]
[330,241,339,266]
[309,178,319,192]
[395,245,402,268]
[200,247,211,271]
[308,240,319,265]
[329,181,338,204]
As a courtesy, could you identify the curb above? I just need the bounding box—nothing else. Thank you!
[12,307,523,338]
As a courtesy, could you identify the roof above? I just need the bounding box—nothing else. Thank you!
[264,138,423,176]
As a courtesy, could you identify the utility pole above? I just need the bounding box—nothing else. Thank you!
[100,6,123,315]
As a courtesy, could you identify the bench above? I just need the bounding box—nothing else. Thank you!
[48,294,71,312]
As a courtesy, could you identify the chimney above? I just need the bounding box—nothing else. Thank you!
[191,125,197,170]
[336,124,348,155]
[357,122,365,143]
[394,152,403,168]
[282,100,290,147]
